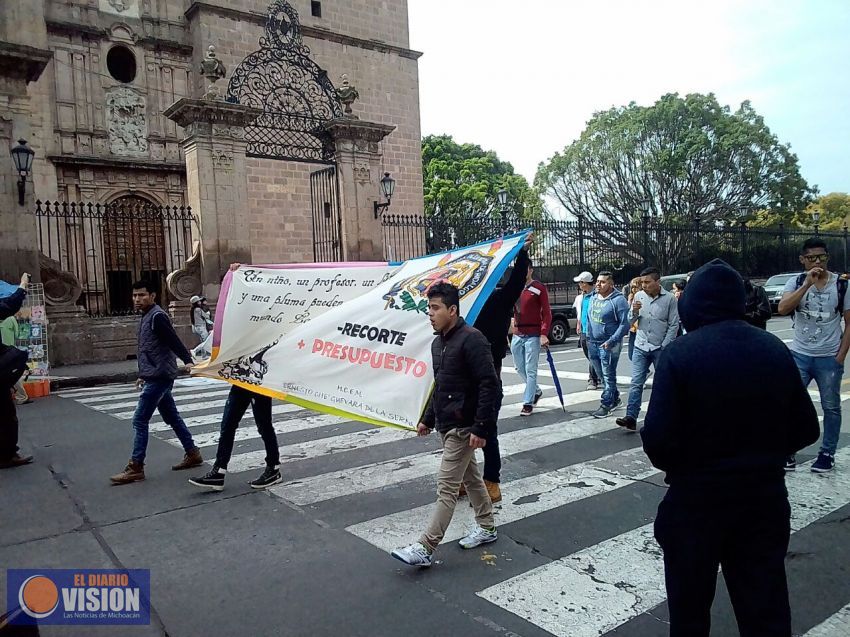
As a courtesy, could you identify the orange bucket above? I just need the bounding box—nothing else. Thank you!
[22,379,50,399]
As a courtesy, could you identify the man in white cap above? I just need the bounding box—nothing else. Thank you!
[572,271,600,390]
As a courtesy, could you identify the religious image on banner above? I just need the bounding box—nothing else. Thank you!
[194,231,530,430]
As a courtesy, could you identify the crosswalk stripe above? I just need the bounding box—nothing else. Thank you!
[162,413,350,447]
[502,383,553,397]
[271,415,622,506]
[149,404,300,432]
[346,445,655,552]
[476,446,850,637]
[89,388,233,411]
[503,367,652,387]
[804,603,850,636]
[75,383,231,405]
[55,376,219,398]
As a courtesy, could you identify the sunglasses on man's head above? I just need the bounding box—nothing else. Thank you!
[803,254,829,263]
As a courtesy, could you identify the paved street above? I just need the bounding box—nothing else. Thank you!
[3,318,850,637]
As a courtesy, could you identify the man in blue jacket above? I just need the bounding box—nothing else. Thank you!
[110,280,202,485]
[641,259,819,637]
[586,271,630,418]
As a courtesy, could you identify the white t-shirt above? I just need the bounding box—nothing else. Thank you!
[784,272,850,357]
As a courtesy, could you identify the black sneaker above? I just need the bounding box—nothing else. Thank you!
[189,467,225,491]
[811,452,835,473]
[533,388,543,405]
[616,416,637,431]
[784,455,796,472]
[250,466,282,489]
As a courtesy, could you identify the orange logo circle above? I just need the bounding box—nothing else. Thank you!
[19,575,59,618]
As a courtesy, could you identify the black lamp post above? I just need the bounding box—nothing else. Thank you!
[11,139,34,206]
[812,209,821,235]
[373,172,395,218]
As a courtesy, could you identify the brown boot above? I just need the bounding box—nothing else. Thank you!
[485,479,502,503]
[172,448,202,470]
[110,461,145,485]
[458,482,467,497]
[0,454,34,469]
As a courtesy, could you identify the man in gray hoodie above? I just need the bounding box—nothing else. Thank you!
[586,271,631,417]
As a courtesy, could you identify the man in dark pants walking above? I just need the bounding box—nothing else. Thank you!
[188,385,281,490]
[110,280,202,484]
[641,259,820,637]
[472,233,532,503]
[0,273,33,469]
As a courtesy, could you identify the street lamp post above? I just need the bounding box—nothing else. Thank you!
[10,139,35,206]
[812,209,821,236]
[641,199,651,266]
[497,188,509,233]
[373,172,396,218]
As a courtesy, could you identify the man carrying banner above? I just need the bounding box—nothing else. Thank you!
[391,281,501,567]
[189,264,282,491]
[472,233,533,503]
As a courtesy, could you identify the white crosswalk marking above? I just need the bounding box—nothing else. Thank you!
[477,447,850,637]
[346,445,655,552]
[57,359,850,637]
[804,603,850,636]
[271,415,621,506]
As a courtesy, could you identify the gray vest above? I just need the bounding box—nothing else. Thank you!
[138,305,177,380]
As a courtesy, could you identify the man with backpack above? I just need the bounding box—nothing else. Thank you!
[0,273,33,469]
[778,238,850,473]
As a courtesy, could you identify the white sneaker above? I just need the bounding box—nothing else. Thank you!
[458,526,498,549]
[391,542,433,567]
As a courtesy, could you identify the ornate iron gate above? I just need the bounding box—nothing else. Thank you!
[310,166,342,261]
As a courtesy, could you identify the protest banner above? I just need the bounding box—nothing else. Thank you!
[195,231,529,429]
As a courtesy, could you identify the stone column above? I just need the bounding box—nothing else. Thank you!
[324,118,396,262]
[163,98,260,303]
[0,41,51,283]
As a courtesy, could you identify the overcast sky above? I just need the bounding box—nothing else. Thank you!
[408,0,849,196]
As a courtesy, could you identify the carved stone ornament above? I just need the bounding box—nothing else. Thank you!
[106,87,148,156]
[109,0,130,11]
[200,45,227,101]
[336,74,359,118]
[212,151,234,170]
[166,240,203,301]
[40,253,83,307]
[354,163,370,185]
[211,124,247,140]
[99,0,140,19]
[163,98,262,133]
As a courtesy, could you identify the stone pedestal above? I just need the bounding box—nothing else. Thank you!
[324,118,396,262]
[0,41,51,284]
[163,98,260,302]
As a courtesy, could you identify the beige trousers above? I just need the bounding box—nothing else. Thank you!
[420,427,494,551]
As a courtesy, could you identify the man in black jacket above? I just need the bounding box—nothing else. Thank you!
[391,281,501,567]
[471,232,532,502]
[641,259,820,637]
[0,273,33,469]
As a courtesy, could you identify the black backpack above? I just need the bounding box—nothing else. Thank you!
[0,343,28,388]
[794,272,848,314]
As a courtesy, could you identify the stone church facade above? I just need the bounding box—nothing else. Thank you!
[1,0,423,364]
[29,0,423,261]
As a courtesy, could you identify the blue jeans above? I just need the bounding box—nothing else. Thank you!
[510,334,542,405]
[791,352,843,455]
[131,379,196,463]
[588,341,622,408]
[627,346,661,419]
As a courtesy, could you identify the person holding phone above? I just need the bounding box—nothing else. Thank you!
[778,238,850,473]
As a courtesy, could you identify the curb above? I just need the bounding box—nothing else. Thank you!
[50,368,191,391]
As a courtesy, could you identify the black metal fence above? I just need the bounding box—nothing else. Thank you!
[382,214,850,286]
[35,200,195,317]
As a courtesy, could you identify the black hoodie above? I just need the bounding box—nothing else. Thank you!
[640,259,820,491]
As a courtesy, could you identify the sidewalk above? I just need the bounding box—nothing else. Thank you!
[49,360,190,391]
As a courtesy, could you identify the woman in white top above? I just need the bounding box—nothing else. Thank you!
[189,295,213,358]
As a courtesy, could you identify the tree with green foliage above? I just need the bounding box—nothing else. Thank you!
[422,134,541,221]
[535,93,815,225]
[749,192,850,230]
